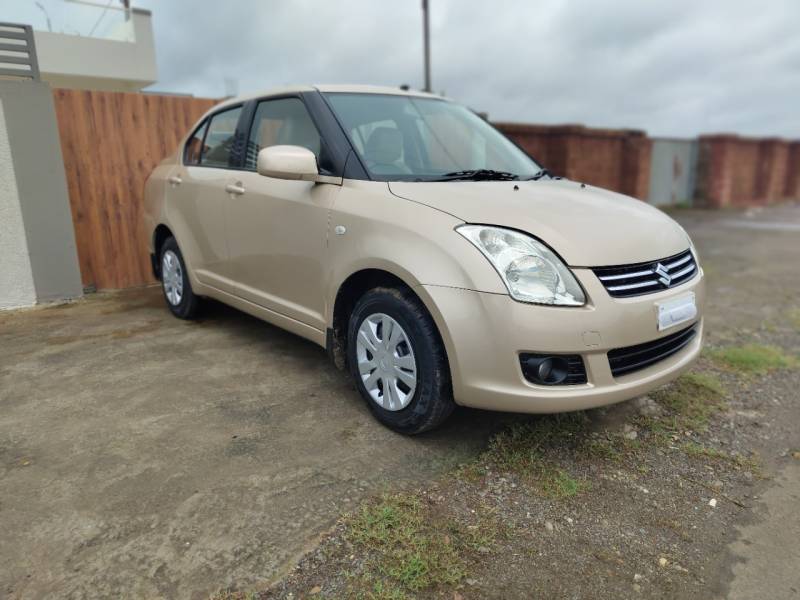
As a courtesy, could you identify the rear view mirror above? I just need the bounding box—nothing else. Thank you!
[256,145,318,181]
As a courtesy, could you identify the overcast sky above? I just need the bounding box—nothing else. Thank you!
[131,1,798,138]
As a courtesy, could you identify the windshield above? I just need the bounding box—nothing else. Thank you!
[324,93,543,181]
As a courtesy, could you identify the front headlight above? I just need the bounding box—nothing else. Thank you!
[456,225,586,306]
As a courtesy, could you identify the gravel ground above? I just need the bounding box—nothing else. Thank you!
[230,203,800,599]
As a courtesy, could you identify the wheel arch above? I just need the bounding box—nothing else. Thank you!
[327,267,453,376]
[151,224,175,280]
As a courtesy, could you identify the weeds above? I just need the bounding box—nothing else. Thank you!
[681,442,729,461]
[651,372,727,432]
[478,414,589,498]
[344,492,475,596]
[208,590,259,600]
[788,307,800,331]
[709,344,797,375]
[580,433,642,462]
[540,468,586,498]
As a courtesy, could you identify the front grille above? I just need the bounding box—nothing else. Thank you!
[519,353,587,385]
[593,249,697,298]
[607,324,697,377]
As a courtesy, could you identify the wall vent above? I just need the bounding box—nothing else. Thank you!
[0,23,40,81]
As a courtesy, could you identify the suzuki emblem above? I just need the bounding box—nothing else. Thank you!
[655,263,672,287]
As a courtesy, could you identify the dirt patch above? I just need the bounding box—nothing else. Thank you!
[45,319,162,345]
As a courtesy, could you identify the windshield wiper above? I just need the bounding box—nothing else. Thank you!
[521,168,555,181]
[430,169,519,182]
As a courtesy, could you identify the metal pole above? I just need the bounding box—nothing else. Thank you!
[422,0,431,92]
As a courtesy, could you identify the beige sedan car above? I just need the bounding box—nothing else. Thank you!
[143,85,704,434]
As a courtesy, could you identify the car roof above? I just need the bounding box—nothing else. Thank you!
[214,84,446,110]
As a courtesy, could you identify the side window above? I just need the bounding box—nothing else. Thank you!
[245,98,321,170]
[183,119,207,165]
[199,106,243,168]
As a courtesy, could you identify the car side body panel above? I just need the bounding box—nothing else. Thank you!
[225,171,340,331]
[323,179,506,316]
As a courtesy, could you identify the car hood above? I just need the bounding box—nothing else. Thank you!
[388,179,690,267]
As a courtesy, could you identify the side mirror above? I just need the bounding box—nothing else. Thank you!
[256,145,319,181]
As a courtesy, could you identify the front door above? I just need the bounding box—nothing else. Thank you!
[225,97,338,331]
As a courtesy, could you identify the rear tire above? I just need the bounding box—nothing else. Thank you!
[347,287,454,434]
[159,236,201,319]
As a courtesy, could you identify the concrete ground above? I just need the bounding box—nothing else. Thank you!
[1,203,799,599]
[0,289,512,599]
[727,462,800,600]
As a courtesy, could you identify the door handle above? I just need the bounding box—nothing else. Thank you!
[225,182,246,196]
[168,175,182,185]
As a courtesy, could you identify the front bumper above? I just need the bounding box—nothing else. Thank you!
[420,267,705,413]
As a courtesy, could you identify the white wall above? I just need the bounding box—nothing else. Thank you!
[34,9,156,92]
[0,81,83,310]
[0,100,37,309]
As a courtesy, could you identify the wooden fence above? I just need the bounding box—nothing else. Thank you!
[52,89,217,290]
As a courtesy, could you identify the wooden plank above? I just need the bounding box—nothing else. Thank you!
[52,89,217,289]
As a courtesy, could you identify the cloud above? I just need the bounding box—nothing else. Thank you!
[137,0,800,138]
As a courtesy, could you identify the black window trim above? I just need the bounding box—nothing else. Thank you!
[182,102,246,171]
[180,91,374,180]
[317,90,374,181]
[238,92,351,177]
[181,92,546,180]
[240,93,312,173]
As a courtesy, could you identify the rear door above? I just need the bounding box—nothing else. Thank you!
[167,105,244,291]
[224,96,339,331]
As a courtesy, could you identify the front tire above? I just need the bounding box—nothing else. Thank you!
[347,287,454,434]
[159,236,201,319]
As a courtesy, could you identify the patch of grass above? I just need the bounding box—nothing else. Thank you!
[460,505,505,551]
[453,460,486,483]
[484,413,588,474]
[651,372,727,432]
[681,442,764,477]
[681,442,729,461]
[581,437,624,461]
[636,415,678,446]
[788,308,800,331]
[208,590,259,600]
[345,493,468,595]
[580,433,643,462]
[709,344,797,375]
[367,579,412,600]
[478,414,589,498]
[684,372,726,395]
[540,467,586,498]
[731,452,765,476]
